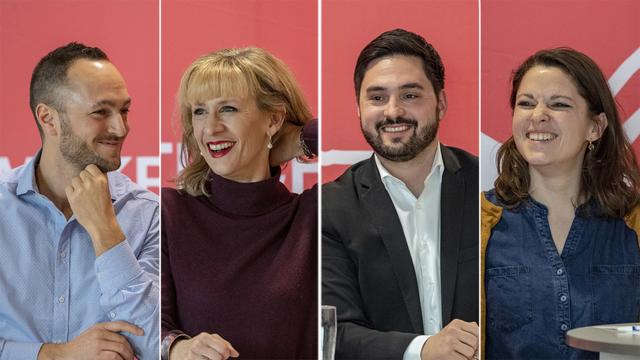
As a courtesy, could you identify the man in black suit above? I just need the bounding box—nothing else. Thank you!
[322,29,479,360]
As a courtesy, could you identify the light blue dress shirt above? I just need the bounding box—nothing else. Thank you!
[0,152,159,359]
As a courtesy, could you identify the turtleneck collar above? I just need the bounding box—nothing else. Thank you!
[205,167,293,216]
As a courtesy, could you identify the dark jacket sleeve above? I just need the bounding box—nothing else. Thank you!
[322,175,418,359]
[322,228,417,359]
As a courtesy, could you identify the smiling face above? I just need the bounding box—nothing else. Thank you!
[512,65,602,173]
[190,95,274,182]
[358,55,445,162]
[55,59,130,172]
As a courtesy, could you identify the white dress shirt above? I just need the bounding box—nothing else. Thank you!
[374,143,444,360]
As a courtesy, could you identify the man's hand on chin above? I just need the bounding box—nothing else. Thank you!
[65,164,125,257]
[421,319,479,360]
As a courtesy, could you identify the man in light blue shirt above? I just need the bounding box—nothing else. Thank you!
[0,43,158,359]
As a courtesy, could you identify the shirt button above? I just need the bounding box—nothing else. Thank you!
[561,324,568,331]
[58,296,65,304]
[60,252,66,259]
[109,312,116,318]
[556,268,563,275]
[560,295,567,302]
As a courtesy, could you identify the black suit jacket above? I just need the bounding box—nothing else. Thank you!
[322,144,479,359]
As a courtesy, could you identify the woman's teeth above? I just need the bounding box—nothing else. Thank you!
[208,142,234,151]
[527,132,557,141]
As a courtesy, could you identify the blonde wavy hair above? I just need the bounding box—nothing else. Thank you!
[175,47,313,196]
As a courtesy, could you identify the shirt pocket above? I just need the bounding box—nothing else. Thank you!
[591,264,640,323]
[486,265,533,332]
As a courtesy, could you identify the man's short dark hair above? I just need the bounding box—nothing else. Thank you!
[354,28,445,99]
[29,42,109,139]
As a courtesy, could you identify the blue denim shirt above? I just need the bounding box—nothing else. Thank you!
[484,190,640,360]
[0,152,159,359]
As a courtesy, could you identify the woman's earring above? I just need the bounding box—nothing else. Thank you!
[267,135,273,150]
[588,140,594,151]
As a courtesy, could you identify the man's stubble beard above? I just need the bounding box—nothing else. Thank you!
[59,114,121,173]
[361,112,440,162]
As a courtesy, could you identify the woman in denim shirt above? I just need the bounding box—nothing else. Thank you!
[481,48,640,359]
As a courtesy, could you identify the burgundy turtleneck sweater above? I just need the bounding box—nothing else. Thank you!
[161,171,317,359]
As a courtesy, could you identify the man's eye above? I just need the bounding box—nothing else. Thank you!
[121,108,130,115]
[370,95,385,102]
[91,109,108,116]
[404,94,419,100]
[220,106,238,113]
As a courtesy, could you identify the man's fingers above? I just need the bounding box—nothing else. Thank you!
[99,321,144,336]
[453,341,475,359]
[98,345,131,360]
[458,321,479,337]
[78,169,92,182]
[85,164,103,176]
[456,329,478,350]
[99,332,135,359]
[71,176,84,190]
[97,351,125,360]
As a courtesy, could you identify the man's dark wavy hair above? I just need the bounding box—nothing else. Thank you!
[29,42,108,139]
[353,28,445,99]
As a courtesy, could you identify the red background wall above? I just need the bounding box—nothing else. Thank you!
[160,0,318,193]
[321,0,479,183]
[481,0,640,189]
[0,0,160,193]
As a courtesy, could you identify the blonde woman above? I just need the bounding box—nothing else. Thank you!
[161,48,317,360]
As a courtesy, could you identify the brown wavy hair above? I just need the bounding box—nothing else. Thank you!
[175,47,313,196]
[494,48,640,217]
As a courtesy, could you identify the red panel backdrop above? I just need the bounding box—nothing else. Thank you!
[161,0,318,193]
[0,0,160,193]
[322,0,479,183]
[481,0,640,190]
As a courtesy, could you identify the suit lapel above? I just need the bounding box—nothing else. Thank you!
[357,156,424,334]
[440,145,464,325]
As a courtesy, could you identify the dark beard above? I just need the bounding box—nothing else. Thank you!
[361,115,439,162]
[59,116,121,173]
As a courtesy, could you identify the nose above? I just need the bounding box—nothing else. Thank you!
[109,113,129,137]
[531,103,549,123]
[383,96,405,120]
[203,113,224,135]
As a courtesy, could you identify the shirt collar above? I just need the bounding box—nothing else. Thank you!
[374,142,444,187]
[15,150,41,197]
[16,149,120,202]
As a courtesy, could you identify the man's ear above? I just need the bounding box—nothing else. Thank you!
[35,103,60,137]
[437,90,448,120]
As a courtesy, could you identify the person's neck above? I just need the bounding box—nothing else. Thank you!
[36,146,80,218]
[377,140,439,198]
[529,161,584,211]
[219,159,272,184]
